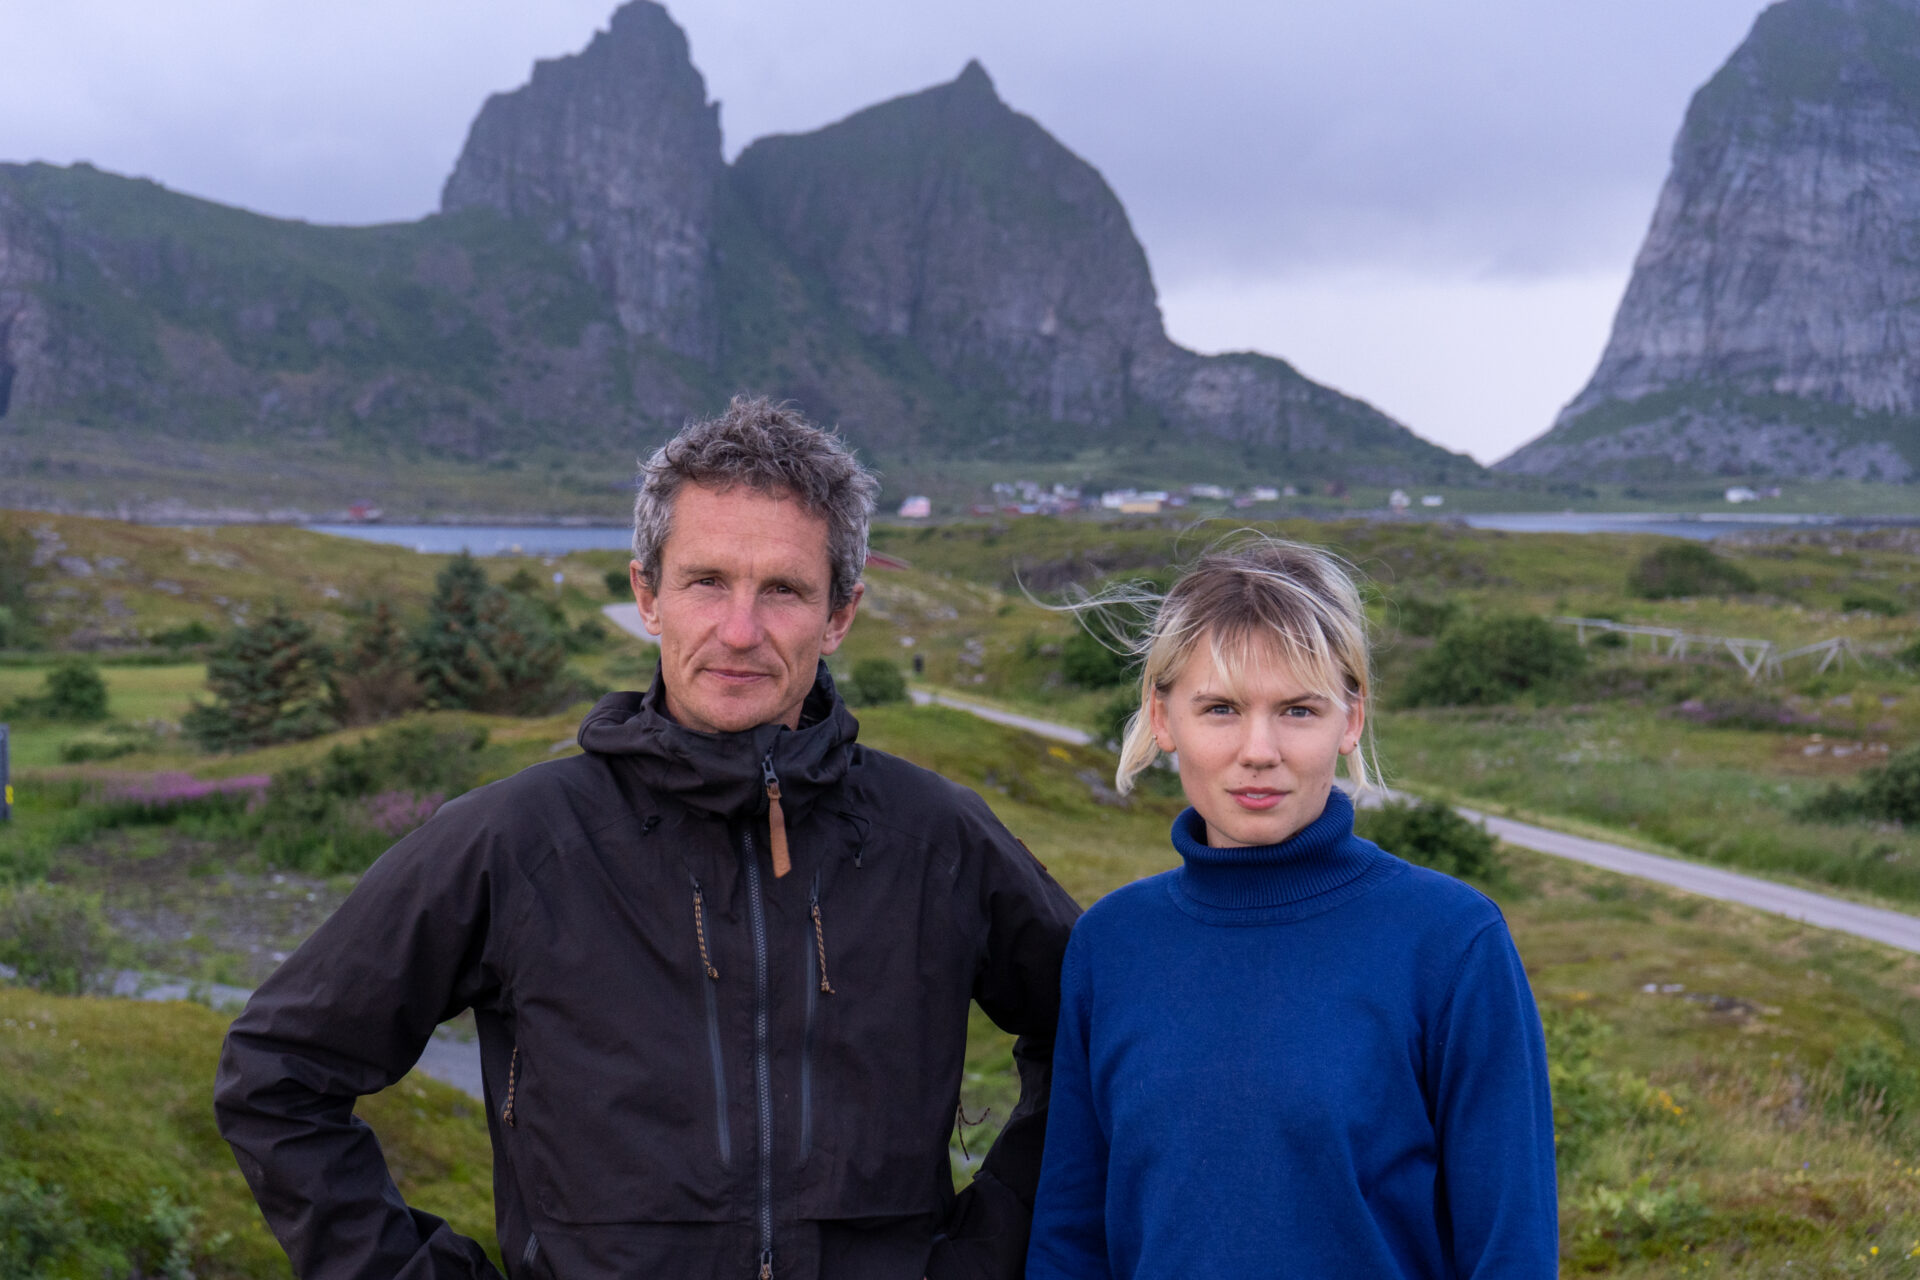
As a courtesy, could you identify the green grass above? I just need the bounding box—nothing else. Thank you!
[0,986,495,1280]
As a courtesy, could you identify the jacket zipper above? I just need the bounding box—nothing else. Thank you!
[800,870,821,1159]
[742,774,776,1279]
[692,875,731,1165]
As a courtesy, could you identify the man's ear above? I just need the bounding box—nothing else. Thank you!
[817,582,864,657]
[631,560,662,635]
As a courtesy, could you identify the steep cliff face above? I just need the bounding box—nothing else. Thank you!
[441,1,723,362]
[1503,0,1920,481]
[731,60,1468,474]
[732,62,1172,429]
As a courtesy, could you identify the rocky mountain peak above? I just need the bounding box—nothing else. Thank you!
[441,0,723,360]
[1500,0,1920,481]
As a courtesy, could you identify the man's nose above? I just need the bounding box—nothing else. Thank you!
[715,589,766,650]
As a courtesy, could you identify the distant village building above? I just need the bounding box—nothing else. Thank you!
[1188,483,1231,501]
[897,495,932,519]
[1388,489,1411,513]
[1421,494,1445,508]
[1249,486,1280,502]
[1117,497,1164,515]
[1724,486,1758,503]
[1281,484,1299,498]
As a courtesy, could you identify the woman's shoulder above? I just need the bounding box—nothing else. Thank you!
[1361,843,1509,936]
[1075,869,1182,935]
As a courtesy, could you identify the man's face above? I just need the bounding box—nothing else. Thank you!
[632,482,862,734]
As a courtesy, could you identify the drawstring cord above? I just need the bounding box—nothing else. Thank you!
[811,898,835,995]
[502,1046,518,1127]
[693,881,720,981]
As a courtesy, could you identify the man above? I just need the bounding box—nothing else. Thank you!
[215,398,1081,1279]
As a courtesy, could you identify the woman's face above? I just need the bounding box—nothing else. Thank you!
[1149,635,1364,849]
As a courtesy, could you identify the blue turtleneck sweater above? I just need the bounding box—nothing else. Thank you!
[1026,790,1558,1278]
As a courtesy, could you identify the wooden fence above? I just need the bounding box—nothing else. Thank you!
[1556,617,1853,681]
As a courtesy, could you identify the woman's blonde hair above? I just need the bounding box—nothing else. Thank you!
[1074,535,1376,795]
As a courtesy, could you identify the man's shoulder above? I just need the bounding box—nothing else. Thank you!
[838,744,1007,843]
[430,749,627,843]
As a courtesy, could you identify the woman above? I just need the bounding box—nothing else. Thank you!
[1026,537,1557,1278]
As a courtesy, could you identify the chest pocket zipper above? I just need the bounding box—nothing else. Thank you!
[692,876,733,1165]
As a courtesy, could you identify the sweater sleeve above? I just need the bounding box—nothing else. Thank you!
[1431,919,1559,1278]
[212,799,507,1280]
[1023,930,1110,1280]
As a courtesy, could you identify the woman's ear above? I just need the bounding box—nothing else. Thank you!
[1339,696,1367,756]
[1148,688,1176,754]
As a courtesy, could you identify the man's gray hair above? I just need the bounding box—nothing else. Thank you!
[632,396,880,611]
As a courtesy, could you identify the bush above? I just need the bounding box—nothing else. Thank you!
[1094,688,1141,749]
[5,658,109,722]
[57,722,157,763]
[1394,596,1460,638]
[1355,798,1502,881]
[604,567,632,600]
[0,883,114,995]
[255,723,487,873]
[413,554,570,715]
[846,658,908,707]
[0,521,37,649]
[336,601,421,726]
[1395,614,1587,707]
[1627,542,1757,599]
[150,619,216,650]
[0,1174,83,1277]
[1060,631,1130,688]
[183,605,338,751]
[1798,744,1920,825]
[1829,1036,1920,1130]
[1839,591,1903,617]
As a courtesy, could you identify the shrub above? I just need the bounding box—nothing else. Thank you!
[413,554,569,714]
[1395,613,1587,707]
[604,567,632,599]
[1839,591,1903,617]
[1394,595,1460,638]
[0,521,37,649]
[1060,631,1130,688]
[255,724,487,873]
[1627,542,1757,599]
[1829,1036,1920,1130]
[5,658,109,722]
[1094,688,1141,749]
[336,601,421,725]
[0,1174,83,1277]
[846,658,908,707]
[567,616,612,654]
[1355,798,1501,881]
[183,605,338,751]
[1798,744,1920,825]
[150,619,216,649]
[0,883,114,995]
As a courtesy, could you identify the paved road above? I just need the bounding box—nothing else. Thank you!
[908,689,1092,746]
[602,602,659,641]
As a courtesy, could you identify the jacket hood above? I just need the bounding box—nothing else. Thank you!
[576,661,859,820]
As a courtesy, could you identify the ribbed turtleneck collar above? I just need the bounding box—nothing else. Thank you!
[1171,788,1382,911]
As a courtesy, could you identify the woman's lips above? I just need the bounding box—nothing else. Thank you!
[1228,789,1285,811]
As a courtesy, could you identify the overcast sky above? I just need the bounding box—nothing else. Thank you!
[0,0,1773,464]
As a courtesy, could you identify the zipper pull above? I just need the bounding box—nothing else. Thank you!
[762,752,791,879]
[759,1249,774,1280]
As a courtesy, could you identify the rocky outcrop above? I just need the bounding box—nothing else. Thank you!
[732,60,1467,473]
[1502,0,1920,481]
[442,1,724,362]
[732,62,1172,429]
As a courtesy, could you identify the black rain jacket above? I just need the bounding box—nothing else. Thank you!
[214,667,1081,1280]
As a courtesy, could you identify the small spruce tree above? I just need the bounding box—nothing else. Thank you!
[184,605,338,751]
[413,553,569,714]
[336,600,422,725]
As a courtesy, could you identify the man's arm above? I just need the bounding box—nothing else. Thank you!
[927,811,1081,1280]
[214,801,506,1280]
